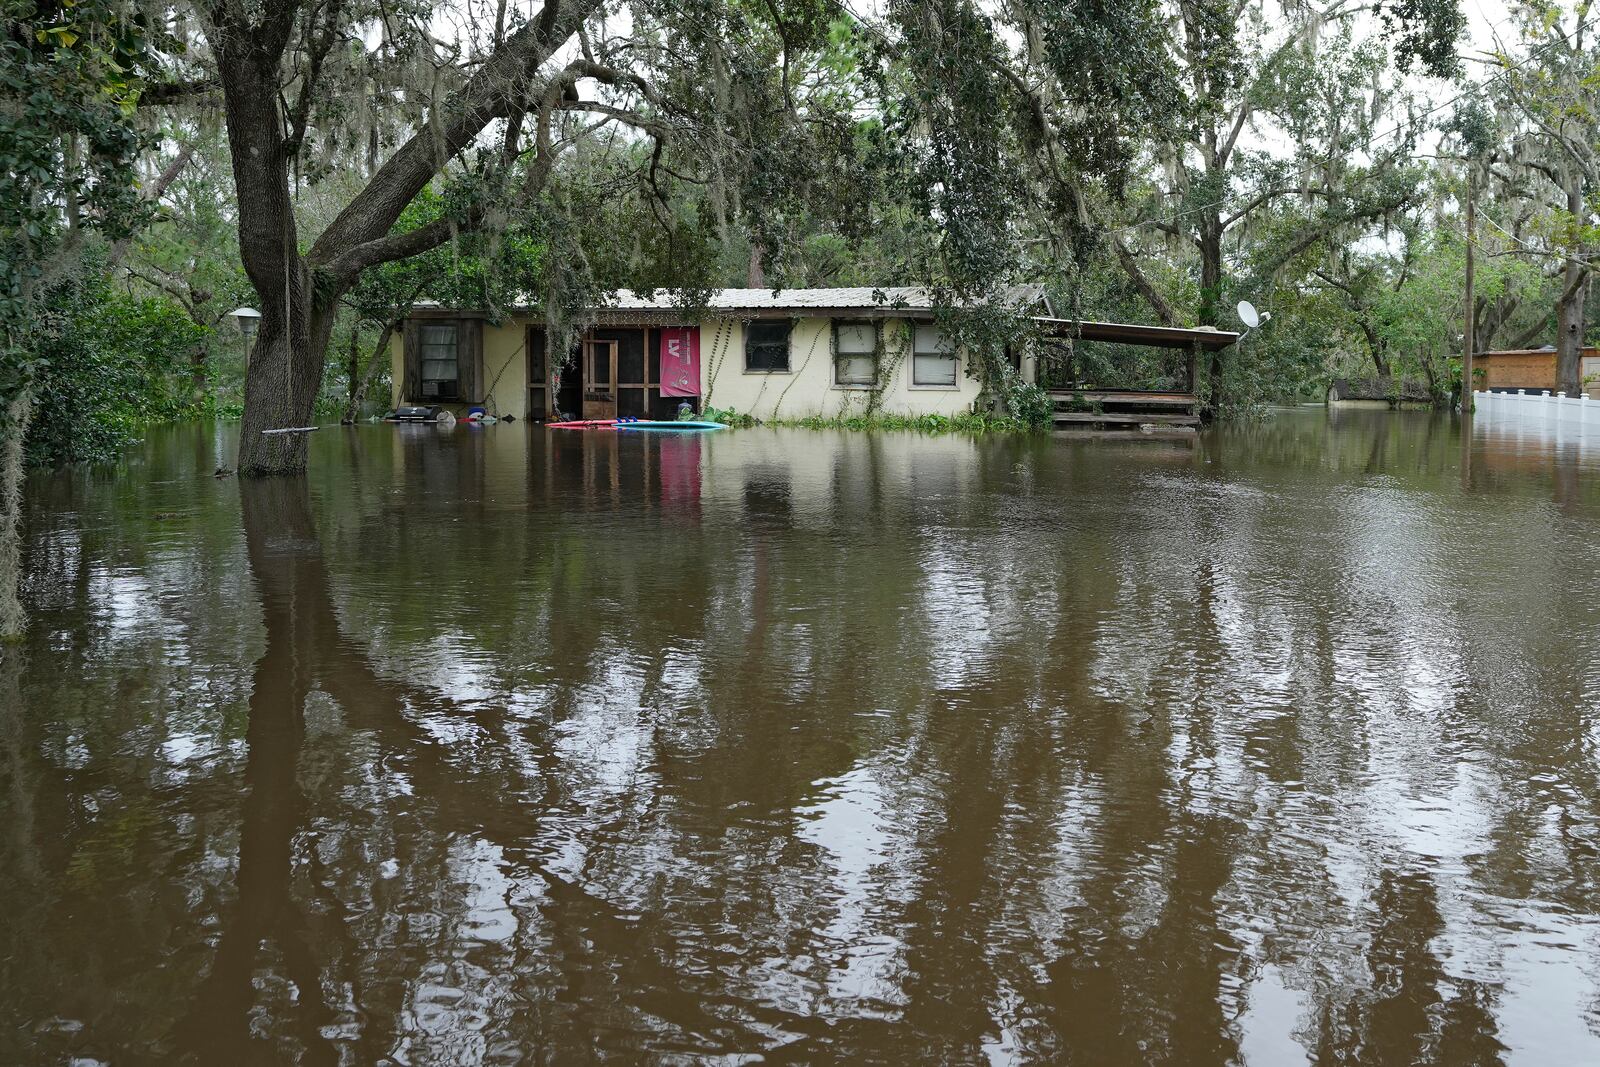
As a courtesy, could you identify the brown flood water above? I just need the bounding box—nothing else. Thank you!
[6,409,1600,1064]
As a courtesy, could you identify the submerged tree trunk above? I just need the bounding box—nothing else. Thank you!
[235,263,338,475]
[1554,269,1589,396]
[1554,183,1589,396]
[0,385,36,640]
[216,20,322,476]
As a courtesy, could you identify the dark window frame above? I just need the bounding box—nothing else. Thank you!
[419,321,461,401]
[744,319,792,373]
[833,319,878,387]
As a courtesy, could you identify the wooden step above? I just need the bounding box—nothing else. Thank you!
[1049,391,1197,409]
[1053,412,1201,425]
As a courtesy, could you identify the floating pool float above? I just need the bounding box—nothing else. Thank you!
[617,420,725,432]
[547,418,724,431]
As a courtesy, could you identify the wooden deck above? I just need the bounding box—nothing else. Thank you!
[1048,389,1201,431]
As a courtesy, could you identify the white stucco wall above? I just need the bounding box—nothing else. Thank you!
[700,315,982,421]
[478,320,527,417]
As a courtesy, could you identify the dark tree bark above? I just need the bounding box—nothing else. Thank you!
[1359,322,1392,379]
[1198,221,1225,417]
[210,3,324,475]
[1554,180,1590,396]
[1112,236,1178,327]
[1505,316,1552,352]
[205,0,601,475]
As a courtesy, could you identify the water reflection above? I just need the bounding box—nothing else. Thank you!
[9,412,1600,1063]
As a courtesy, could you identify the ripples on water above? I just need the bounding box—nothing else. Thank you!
[7,409,1600,1064]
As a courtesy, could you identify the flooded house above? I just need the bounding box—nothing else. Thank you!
[390,286,1049,423]
[390,286,1238,428]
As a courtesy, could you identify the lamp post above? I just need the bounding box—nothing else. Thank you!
[229,307,260,355]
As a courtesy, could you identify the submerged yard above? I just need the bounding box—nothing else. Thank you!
[9,410,1600,1063]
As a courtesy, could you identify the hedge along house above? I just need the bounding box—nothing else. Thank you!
[390,286,1051,423]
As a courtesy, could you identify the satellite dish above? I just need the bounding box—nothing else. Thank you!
[1237,300,1261,329]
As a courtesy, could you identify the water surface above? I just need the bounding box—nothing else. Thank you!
[8,410,1600,1064]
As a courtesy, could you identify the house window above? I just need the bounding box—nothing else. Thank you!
[912,325,957,386]
[419,322,460,400]
[745,320,791,372]
[527,327,548,418]
[834,321,877,386]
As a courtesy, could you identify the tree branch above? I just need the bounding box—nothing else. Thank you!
[108,142,198,267]
[1112,236,1179,326]
[321,107,572,280]
[286,0,348,153]
[307,0,603,268]
[140,78,220,104]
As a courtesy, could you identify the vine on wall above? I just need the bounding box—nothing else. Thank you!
[700,317,735,408]
[824,318,908,420]
[866,320,909,416]
[769,317,823,419]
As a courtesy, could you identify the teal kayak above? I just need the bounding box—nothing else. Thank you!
[616,420,725,431]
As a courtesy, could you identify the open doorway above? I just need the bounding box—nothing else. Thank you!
[581,338,618,419]
[534,327,681,420]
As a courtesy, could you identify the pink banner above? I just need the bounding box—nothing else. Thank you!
[659,327,700,398]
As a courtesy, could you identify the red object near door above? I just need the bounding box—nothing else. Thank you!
[659,327,700,398]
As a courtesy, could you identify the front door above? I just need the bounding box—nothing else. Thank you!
[582,338,618,420]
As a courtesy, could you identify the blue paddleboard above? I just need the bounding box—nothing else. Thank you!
[615,420,725,431]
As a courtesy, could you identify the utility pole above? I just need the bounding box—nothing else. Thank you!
[1462,170,1476,413]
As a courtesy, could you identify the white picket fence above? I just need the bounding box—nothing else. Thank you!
[1473,389,1600,437]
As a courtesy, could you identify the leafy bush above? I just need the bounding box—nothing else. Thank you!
[702,405,756,428]
[26,276,205,465]
[990,361,1053,430]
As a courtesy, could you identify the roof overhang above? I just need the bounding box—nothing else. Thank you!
[1476,347,1598,358]
[1035,317,1239,349]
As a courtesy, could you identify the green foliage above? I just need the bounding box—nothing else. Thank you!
[702,405,757,428]
[26,269,205,465]
[1,0,162,636]
[3,0,1509,444]
[348,187,547,322]
[990,362,1053,431]
[1381,0,1468,77]
[0,0,153,325]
